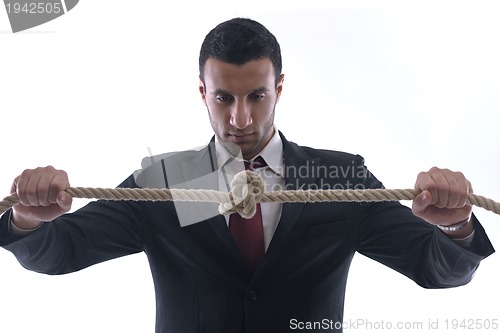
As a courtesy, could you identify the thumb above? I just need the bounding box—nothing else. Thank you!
[56,191,73,213]
[412,189,432,217]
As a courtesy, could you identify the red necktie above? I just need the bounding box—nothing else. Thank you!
[229,156,266,273]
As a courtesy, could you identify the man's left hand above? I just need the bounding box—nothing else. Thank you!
[412,167,473,228]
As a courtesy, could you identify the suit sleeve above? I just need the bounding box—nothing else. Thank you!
[354,155,495,288]
[0,175,144,275]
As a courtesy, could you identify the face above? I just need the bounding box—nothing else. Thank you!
[200,58,284,160]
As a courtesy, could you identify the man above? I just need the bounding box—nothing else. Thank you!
[0,18,495,332]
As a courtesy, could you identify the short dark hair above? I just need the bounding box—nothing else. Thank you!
[199,18,282,86]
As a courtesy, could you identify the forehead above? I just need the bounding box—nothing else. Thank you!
[203,58,275,92]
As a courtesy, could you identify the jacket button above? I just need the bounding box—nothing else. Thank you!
[248,290,257,301]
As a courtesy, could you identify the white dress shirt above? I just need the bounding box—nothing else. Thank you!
[215,128,284,250]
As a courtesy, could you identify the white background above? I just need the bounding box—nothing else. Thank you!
[1,0,499,332]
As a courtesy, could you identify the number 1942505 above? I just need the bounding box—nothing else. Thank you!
[6,2,63,14]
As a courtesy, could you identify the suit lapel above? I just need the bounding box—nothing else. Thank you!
[266,132,321,254]
[179,141,250,271]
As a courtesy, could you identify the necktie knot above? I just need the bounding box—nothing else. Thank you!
[245,156,267,170]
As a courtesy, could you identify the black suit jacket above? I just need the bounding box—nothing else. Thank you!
[0,132,495,332]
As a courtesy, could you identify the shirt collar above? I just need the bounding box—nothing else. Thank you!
[215,127,283,176]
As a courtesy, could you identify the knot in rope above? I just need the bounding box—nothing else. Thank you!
[218,170,265,218]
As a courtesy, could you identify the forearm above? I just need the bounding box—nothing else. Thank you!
[359,204,494,289]
[2,200,144,275]
[417,223,488,288]
[418,213,494,288]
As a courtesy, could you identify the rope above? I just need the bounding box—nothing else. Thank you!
[1,171,500,218]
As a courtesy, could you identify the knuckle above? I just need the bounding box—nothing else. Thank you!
[416,171,426,179]
[435,202,447,209]
[24,188,38,202]
[48,181,62,194]
[20,168,34,178]
[415,171,428,186]
[59,170,68,180]
[33,165,56,174]
[425,180,438,191]
[54,169,69,183]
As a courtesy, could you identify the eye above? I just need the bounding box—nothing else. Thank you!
[216,95,233,103]
[250,94,265,101]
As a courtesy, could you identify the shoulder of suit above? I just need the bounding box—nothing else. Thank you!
[279,132,365,165]
[285,140,366,166]
[139,147,208,170]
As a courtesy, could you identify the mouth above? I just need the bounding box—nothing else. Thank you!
[227,132,253,143]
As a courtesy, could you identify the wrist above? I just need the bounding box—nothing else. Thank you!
[437,217,471,232]
[11,211,43,232]
[438,216,475,239]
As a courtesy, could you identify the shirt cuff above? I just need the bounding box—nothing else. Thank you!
[449,229,475,247]
[8,211,43,235]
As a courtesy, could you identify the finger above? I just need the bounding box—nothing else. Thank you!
[25,171,44,207]
[445,175,461,209]
[10,175,19,194]
[439,170,469,209]
[48,170,70,204]
[432,173,454,208]
[16,168,37,206]
[454,172,470,208]
[36,172,57,207]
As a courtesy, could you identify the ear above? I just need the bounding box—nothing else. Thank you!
[199,75,207,106]
[275,74,285,101]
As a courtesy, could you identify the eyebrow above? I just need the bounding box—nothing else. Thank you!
[210,89,231,95]
[252,87,271,94]
[210,87,271,95]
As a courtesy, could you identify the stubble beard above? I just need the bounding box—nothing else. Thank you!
[207,104,276,159]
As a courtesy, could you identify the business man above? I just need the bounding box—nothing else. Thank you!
[0,18,495,332]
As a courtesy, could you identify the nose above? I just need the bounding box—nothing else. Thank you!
[229,100,252,129]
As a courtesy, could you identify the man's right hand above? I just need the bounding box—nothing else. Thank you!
[11,166,72,230]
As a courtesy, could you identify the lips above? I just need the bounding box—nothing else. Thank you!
[227,133,253,143]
